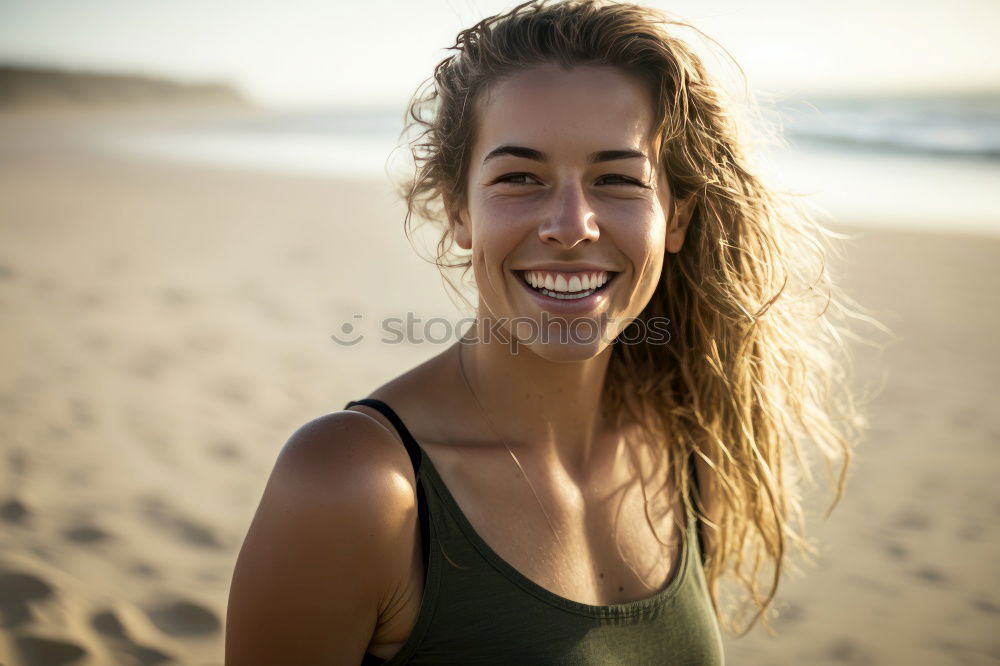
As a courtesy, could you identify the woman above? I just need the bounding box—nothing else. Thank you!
[226,1,869,663]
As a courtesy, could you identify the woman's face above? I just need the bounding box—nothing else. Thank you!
[452,64,692,361]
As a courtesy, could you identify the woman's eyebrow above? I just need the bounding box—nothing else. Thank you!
[483,145,648,164]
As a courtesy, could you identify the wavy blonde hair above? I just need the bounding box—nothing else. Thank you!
[400,0,883,636]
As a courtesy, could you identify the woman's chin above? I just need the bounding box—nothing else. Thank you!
[514,337,613,363]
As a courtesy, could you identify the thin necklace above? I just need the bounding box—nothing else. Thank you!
[456,340,564,548]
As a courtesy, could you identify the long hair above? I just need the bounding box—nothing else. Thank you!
[400,0,882,635]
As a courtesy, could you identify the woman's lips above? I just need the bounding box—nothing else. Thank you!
[512,269,617,314]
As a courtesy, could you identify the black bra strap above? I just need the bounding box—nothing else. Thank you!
[346,399,424,472]
[344,398,430,578]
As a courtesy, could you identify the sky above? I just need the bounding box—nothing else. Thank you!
[0,0,997,108]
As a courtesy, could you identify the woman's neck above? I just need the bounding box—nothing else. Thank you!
[455,323,616,480]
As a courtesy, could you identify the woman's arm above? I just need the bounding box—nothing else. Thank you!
[225,411,418,665]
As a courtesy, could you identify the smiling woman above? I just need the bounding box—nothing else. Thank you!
[225,1,871,664]
[450,63,691,356]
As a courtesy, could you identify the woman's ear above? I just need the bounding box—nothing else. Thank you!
[666,194,696,255]
[444,195,472,251]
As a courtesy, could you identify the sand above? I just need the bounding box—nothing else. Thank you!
[1,108,997,665]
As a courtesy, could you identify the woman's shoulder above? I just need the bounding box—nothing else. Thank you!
[226,411,422,663]
[242,409,423,578]
[272,409,418,505]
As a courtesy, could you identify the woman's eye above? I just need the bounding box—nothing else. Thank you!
[495,173,539,185]
[597,174,646,187]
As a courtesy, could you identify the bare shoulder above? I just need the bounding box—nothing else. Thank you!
[225,410,418,665]
[271,410,416,499]
[252,410,419,541]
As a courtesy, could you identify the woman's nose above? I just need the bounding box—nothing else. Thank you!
[536,182,600,249]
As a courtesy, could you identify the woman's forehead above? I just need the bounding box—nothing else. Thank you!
[473,64,657,158]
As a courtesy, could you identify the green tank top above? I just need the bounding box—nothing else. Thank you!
[348,399,725,665]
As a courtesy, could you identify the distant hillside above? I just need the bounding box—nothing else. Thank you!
[0,64,249,109]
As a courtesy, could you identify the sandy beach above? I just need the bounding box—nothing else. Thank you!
[1,108,998,665]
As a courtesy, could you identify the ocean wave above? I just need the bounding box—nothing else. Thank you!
[777,93,1000,160]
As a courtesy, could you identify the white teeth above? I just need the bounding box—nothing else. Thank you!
[541,289,590,300]
[521,270,612,296]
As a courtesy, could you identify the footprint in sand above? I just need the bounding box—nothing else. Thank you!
[847,574,901,598]
[0,497,31,525]
[826,637,875,664]
[129,561,160,579]
[138,496,228,550]
[13,635,88,666]
[882,541,908,561]
[145,599,221,637]
[889,507,932,531]
[0,570,54,628]
[206,437,242,461]
[911,565,948,584]
[91,609,174,665]
[92,609,128,638]
[972,598,1000,615]
[956,522,983,541]
[62,523,112,545]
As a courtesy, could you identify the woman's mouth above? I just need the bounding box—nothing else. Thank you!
[514,269,617,300]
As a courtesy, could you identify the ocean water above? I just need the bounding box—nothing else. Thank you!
[97,93,1000,236]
